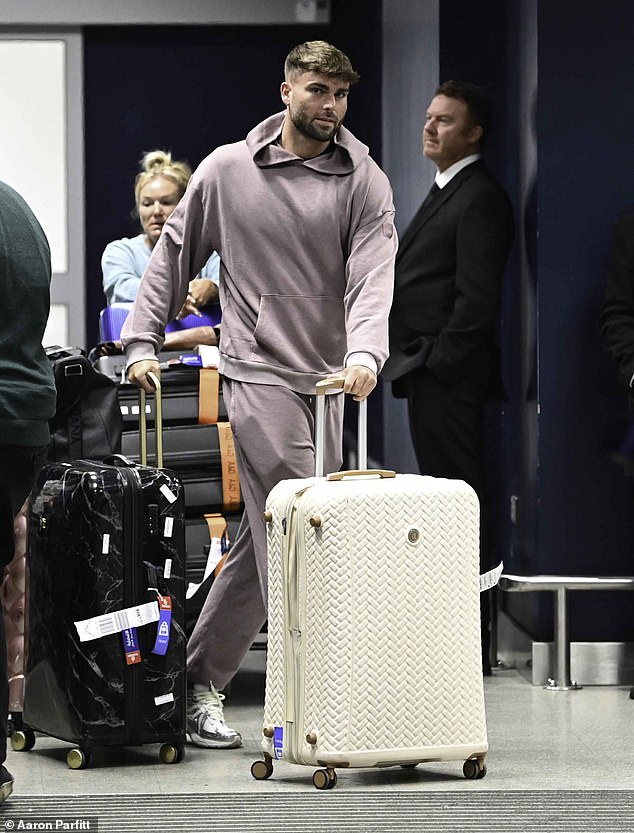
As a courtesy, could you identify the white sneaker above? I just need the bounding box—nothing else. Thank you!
[0,766,13,803]
[186,683,242,749]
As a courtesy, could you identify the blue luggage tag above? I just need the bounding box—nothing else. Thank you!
[152,594,172,656]
[122,627,142,665]
[273,726,284,759]
[178,354,203,366]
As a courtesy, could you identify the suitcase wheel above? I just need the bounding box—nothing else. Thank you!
[67,747,93,770]
[462,757,487,780]
[312,767,337,790]
[10,728,36,752]
[159,742,186,764]
[250,757,274,780]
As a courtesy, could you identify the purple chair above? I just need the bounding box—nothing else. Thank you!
[99,302,221,342]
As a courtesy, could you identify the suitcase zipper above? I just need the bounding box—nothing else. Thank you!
[282,486,312,763]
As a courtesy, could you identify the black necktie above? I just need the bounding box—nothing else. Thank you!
[421,181,440,210]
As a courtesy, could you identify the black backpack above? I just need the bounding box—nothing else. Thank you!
[45,346,123,461]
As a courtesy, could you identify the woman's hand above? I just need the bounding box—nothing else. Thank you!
[176,278,219,319]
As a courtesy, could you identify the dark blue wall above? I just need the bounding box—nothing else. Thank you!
[437,0,634,641]
[532,1,634,639]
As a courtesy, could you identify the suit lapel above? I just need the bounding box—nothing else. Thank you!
[397,161,484,260]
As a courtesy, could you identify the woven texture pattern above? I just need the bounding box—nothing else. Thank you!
[263,474,487,765]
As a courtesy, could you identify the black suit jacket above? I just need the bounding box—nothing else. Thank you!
[383,160,514,401]
[601,212,634,391]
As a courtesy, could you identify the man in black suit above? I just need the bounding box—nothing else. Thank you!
[383,81,514,671]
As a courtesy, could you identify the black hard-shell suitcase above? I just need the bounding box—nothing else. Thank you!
[120,422,242,516]
[94,350,184,384]
[117,365,227,429]
[20,375,187,768]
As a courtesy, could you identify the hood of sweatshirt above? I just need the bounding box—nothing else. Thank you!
[246,111,369,175]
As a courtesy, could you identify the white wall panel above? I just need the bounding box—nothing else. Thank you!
[0,32,83,348]
[0,40,67,273]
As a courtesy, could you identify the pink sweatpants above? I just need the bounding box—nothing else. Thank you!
[187,379,343,690]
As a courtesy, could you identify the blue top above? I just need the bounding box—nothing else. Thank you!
[101,233,220,304]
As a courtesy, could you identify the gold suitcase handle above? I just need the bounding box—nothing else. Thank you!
[326,469,396,481]
[139,371,163,468]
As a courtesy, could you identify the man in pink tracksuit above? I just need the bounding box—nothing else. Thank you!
[122,40,397,749]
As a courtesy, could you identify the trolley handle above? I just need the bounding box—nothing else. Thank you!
[326,470,396,481]
[139,371,163,468]
[314,376,368,478]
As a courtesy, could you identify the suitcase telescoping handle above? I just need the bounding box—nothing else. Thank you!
[314,377,396,480]
[315,377,364,477]
[139,371,163,468]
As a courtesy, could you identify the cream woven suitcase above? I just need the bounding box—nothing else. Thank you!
[250,380,488,790]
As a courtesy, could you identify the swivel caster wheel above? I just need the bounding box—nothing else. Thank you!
[67,747,93,770]
[312,767,337,790]
[10,727,36,752]
[463,757,487,780]
[251,757,274,780]
[159,743,185,764]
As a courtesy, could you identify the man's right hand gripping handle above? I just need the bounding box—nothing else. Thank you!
[127,359,161,393]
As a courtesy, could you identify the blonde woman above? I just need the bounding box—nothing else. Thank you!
[101,150,220,346]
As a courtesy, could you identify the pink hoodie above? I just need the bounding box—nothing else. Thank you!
[122,111,397,394]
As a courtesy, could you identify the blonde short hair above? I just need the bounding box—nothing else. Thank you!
[134,150,192,205]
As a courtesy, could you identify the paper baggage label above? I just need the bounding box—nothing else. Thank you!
[185,536,224,599]
[74,600,160,642]
[155,692,175,706]
[160,484,177,504]
[480,561,503,592]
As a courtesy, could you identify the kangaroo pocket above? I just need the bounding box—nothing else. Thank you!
[250,294,345,373]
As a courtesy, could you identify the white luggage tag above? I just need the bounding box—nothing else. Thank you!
[75,600,159,642]
[186,536,224,599]
[480,561,503,592]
